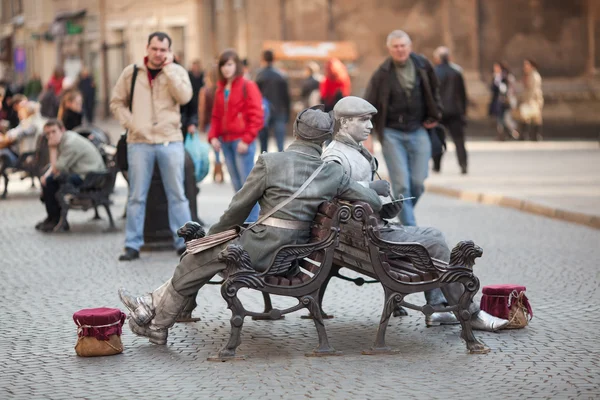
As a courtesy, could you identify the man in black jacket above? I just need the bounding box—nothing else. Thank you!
[364,30,442,227]
[255,50,291,153]
[364,30,449,320]
[433,46,468,174]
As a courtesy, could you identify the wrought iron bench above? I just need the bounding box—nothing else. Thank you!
[326,200,488,354]
[54,169,117,232]
[207,201,348,361]
[0,151,39,199]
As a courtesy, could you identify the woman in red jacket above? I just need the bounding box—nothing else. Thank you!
[320,57,351,112]
[209,49,263,222]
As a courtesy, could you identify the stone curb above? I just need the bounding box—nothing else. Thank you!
[425,184,600,230]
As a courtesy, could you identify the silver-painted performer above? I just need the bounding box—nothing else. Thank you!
[322,96,508,331]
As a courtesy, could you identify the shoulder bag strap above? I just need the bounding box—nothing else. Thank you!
[129,64,138,113]
[246,162,326,231]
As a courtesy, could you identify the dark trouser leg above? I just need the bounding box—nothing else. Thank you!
[258,127,269,154]
[532,124,542,141]
[445,117,467,171]
[432,153,442,172]
[43,175,61,221]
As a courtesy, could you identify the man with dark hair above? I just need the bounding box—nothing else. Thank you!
[255,49,290,153]
[433,46,468,174]
[111,31,193,261]
[148,32,172,47]
[180,59,204,141]
[118,106,383,345]
[36,119,106,232]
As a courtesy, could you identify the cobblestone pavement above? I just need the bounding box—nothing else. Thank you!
[1,174,599,399]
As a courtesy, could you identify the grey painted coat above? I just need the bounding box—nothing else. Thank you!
[207,140,382,271]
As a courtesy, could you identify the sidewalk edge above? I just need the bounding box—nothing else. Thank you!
[425,184,600,230]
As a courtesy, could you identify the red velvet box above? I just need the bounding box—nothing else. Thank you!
[480,284,532,329]
[73,307,126,357]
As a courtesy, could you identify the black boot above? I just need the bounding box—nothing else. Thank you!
[119,247,140,261]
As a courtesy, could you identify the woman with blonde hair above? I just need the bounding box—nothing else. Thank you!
[58,89,83,131]
[519,59,544,141]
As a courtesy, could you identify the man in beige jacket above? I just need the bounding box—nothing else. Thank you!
[110,32,193,261]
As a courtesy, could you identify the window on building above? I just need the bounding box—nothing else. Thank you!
[12,0,23,15]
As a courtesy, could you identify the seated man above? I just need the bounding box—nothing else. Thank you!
[118,106,384,345]
[322,96,508,331]
[36,119,106,232]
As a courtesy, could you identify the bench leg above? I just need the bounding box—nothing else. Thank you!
[363,288,402,355]
[1,172,8,199]
[456,278,490,354]
[92,206,102,220]
[208,290,247,361]
[303,292,341,357]
[252,292,285,321]
[103,203,117,231]
[301,267,336,320]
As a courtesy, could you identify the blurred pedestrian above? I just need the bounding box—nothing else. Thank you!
[365,30,447,316]
[179,59,204,141]
[24,73,43,100]
[0,101,46,185]
[320,58,351,112]
[489,62,518,141]
[519,59,544,141]
[208,49,263,223]
[301,61,322,108]
[110,31,193,261]
[364,30,443,227]
[242,58,252,80]
[255,49,290,153]
[77,67,96,124]
[433,46,468,174]
[58,89,83,131]
[197,64,223,183]
[47,67,65,96]
[39,83,60,119]
[6,94,27,129]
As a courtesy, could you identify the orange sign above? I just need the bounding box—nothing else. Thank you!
[262,41,358,61]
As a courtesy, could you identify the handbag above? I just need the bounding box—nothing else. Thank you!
[184,131,211,183]
[116,65,138,171]
[186,162,326,255]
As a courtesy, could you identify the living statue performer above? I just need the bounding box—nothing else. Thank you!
[321,96,508,331]
[118,106,385,344]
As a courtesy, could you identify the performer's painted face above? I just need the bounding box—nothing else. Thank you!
[341,115,373,143]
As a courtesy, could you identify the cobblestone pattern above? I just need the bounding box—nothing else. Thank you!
[0,179,599,399]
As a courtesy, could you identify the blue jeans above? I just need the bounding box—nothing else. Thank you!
[125,142,192,251]
[0,148,18,167]
[381,127,431,226]
[259,114,288,153]
[221,139,260,223]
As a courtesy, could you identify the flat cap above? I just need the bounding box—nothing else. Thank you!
[294,105,334,142]
[333,96,377,120]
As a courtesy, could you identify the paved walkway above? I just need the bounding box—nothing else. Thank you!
[1,169,599,398]
[374,139,600,229]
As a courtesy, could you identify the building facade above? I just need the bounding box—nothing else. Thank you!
[1,0,598,121]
